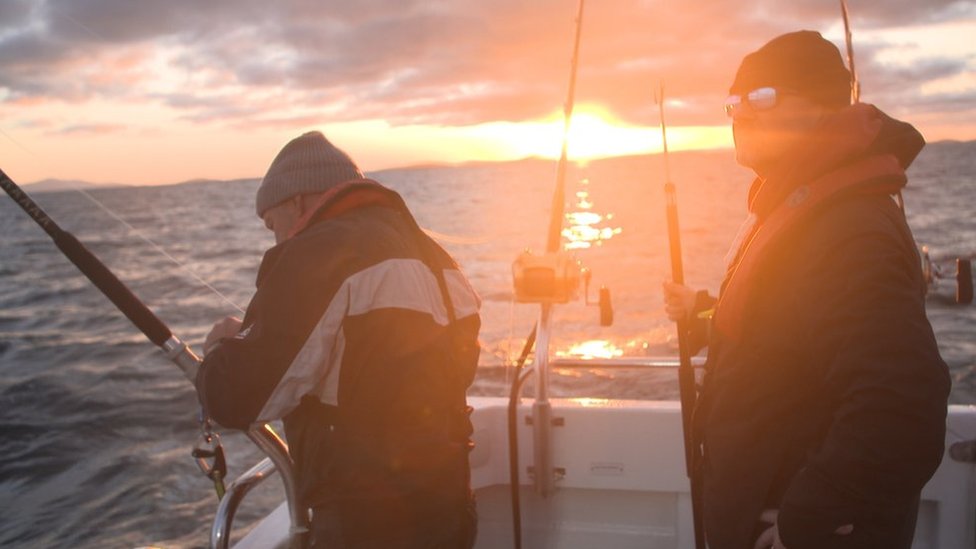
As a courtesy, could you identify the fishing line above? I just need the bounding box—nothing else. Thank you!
[3,129,490,316]
[0,127,39,158]
[0,127,245,314]
[46,3,105,43]
[74,189,246,314]
[1,8,247,314]
[18,5,474,315]
[11,5,481,316]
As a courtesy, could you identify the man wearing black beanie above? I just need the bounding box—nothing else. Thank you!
[663,31,949,548]
[196,132,481,548]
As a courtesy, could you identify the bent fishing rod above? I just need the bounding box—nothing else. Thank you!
[657,84,706,549]
[1,168,310,548]
[0,168,200,379]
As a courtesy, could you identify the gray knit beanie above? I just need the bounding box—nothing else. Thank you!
[255,131,365,217]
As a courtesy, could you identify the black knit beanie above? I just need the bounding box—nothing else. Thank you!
[729,30,852,109]
[255,131,365,217]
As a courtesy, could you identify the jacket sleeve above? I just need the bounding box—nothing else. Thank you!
[195,243,349,430]
[777,206,950,547]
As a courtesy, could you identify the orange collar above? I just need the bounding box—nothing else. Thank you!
[286,180,396,240]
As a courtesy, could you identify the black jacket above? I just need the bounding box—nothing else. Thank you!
[196,181,481,546]
[694,105,950,549]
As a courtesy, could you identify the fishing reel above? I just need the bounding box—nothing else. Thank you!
[512,250,613,325]
[920,245,973,305]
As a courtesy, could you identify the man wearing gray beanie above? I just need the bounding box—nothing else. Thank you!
[196,131,481,548]
[663,31,949,548]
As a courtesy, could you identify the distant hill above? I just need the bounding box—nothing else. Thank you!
[171,177,259,186]
[923,139,976,153]
[17,140,973,191]
[22,178,124,193]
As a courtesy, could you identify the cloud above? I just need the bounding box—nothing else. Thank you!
[54,123,126,136]
[781,0,976,28]
[228,114,336,131]
[0,0,973,132]
[0,0,32,26]
[866,57,968,94]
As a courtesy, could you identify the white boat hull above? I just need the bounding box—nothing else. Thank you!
[237,397,976,548]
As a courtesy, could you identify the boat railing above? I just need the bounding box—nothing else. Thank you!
[209,356,704,548]
[210,423,308,549]
[550,355,707,370]
[211,456,275,548]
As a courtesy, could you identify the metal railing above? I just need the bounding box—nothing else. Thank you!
[550,356,707,370]
[207,356,706,548]
[210,424,308,549]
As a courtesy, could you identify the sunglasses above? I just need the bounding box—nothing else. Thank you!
[724,87,791,118]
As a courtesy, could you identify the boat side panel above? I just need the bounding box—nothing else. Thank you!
[232,400,976,548]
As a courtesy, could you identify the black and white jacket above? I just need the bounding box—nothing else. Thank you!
[196,181,481,517]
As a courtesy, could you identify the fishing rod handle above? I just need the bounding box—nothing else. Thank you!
[163,336,201,381]
[665,182,685,285]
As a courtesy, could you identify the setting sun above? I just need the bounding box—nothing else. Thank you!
[564,107,654,159]
[0,1,969,187]
[455,103,733,165]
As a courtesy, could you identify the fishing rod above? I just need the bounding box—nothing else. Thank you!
[656,84,706,549]
[0,166,224,504]
[546,0,586,254]
[0,168,201,380]
[840,0,860,104]
[0,168,309,548]
[532,0,585,500]
[507,0,587,545]
[840,0,973,303]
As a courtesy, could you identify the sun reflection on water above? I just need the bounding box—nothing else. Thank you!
[571,397,611,407]
[556,339,624,360]
[561,177,622,250]
[575,190,593,209]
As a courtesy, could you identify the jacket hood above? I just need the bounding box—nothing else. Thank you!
[864,108,925,171]
[748,104,925,219]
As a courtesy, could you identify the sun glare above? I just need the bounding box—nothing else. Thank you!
[296,113,734,181]
[456,104,733,164]
[564,109,653,159]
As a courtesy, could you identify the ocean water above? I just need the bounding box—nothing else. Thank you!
[1,144,974,547]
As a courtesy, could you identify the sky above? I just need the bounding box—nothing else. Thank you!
[1,0,974,186]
